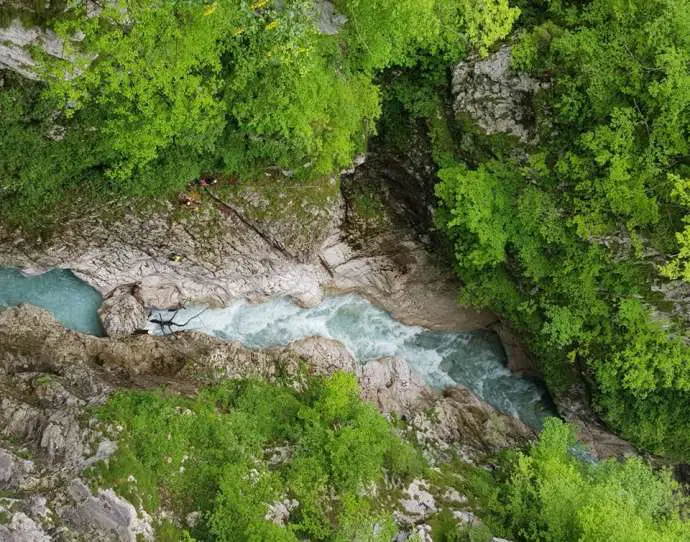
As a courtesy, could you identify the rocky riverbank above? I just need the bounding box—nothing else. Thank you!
[0,304,532,540]
[0,161,527,540]
[0,165,493,334]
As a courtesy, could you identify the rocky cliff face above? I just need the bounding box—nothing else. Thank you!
[452,45,546,143]
[0,168,492,332]
[0,304,532,540]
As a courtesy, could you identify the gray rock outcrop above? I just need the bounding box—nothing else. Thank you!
[65,479,154,542]
[396,479,437,525]
[359,357,429,414]
[0,512,51,542]
[553,384,635,460]
[493,321,537,375]
[316,0,348,35]
[0,201,332,311]
[98,285,148,338]
[0,449,34,489]
[411,386,535,463]
[0,19,67,79]
[452,45,546,142]
[0,173,491,332]
[0,16,93,81]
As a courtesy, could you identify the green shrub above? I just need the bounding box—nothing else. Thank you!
[89,373,423,541]
[498,419,690,542]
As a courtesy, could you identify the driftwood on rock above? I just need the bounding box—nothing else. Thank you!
[149,306,208,336]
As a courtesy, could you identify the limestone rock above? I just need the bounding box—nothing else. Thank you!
[0,202,331,313]
[0,160,490,335]
[0,512,50,542]
[98,286,148,337]
[453,510,483,527]
[186,511,201,528]
[265,445,293,467]
[316,1,347,35]
[452,45,546,142]
[0,304,536,464]
[264,498,299,526]
[66,479,154,542]
[0,19,63,79]
[0,449,34,489]
[321,230,494,331]
[25,496,50,520]
[442,488,468,506]
[0,302,538,540]
[652,279,690,325]
[322,154,496,332]
[0,18,91,80]
[411,387,535,462]
[288,336,358,376]
[553,384,635,460]
[396,479,437,526]
[358,357,429,414]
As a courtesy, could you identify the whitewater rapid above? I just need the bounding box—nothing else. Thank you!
[147,294,554,428]
[0,267,554,428]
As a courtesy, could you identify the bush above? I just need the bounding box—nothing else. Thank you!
[89,373,424,541]
[497,419,690,542]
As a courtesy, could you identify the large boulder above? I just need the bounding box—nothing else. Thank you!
[98,285,148,338]
[358,356,429,414]
[65,479,154,542]
[0,449,34,489]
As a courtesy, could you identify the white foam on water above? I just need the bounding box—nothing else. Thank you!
[148,294,554,428]
[0,267,553,428]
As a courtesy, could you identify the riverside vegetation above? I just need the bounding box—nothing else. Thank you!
[87,374,690,541]
[0,0,689,540]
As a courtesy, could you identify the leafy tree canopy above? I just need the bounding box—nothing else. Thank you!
[428,0,690,457]
[0,0,517,227]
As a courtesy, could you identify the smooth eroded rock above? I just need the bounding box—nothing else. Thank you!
[98,286,147,338]
[358,356,429,414]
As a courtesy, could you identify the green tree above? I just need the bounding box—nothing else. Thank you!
[431,0,690,457]
[501,419,689,542]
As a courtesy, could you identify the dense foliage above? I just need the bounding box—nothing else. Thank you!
[92,378,688,541]
[429,0,690,458]
[487,419,690,542]
[0,0,516,228]
[89,373,424,541]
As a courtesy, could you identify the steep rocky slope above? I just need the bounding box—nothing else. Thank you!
[0,304,532,540]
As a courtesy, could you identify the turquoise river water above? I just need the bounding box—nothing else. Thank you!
[0,268,555,428]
